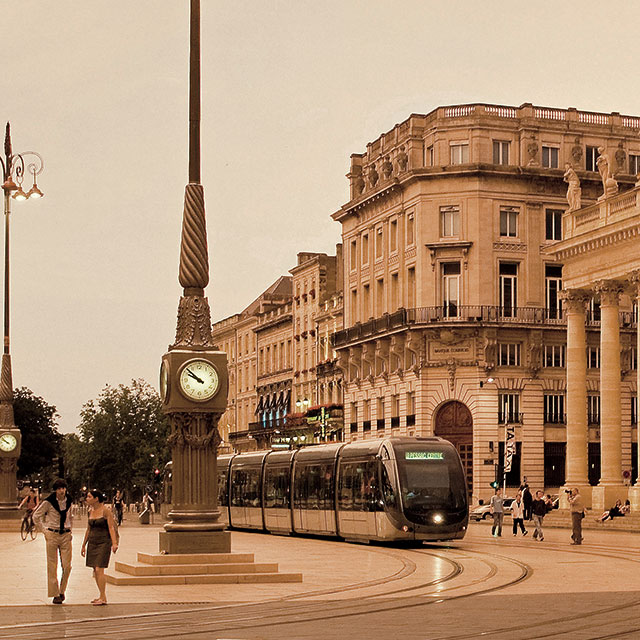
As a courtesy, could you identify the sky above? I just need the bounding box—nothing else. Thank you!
[3,0,640,433]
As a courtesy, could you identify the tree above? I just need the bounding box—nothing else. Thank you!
[77,379,170,499]
[14,387,62,481]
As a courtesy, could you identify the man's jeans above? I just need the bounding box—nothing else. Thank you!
[532,514,544,539]
[491,512,503,536]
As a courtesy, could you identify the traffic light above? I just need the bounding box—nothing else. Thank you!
[490,481,499,489]
[153,468,161,483]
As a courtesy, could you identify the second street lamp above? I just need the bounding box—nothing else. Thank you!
[0,123,44,521]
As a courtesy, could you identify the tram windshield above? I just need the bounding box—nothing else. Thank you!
[394,443,467,513]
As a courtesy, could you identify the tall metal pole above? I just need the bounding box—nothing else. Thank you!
[189,0,200,186]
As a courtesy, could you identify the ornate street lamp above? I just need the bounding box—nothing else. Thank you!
[0,123,44,521]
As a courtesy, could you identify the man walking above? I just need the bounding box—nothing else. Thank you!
[531,490,548,541]
[522,484,533,521]
[33,479,73,604]
[568,487,585,545]
[490,487,504,537]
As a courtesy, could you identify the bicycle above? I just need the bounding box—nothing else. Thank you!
[20,511,37,541]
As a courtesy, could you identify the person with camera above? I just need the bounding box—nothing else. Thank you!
[567,487,585,545]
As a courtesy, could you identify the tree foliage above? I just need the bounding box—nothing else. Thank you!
[74,379,170,497]
[15,387,62,479]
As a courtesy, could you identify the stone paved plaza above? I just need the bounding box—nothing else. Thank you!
[1,516,640,639]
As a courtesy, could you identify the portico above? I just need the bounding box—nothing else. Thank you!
[548,179,640,511]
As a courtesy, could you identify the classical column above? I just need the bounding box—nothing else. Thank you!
[562,290,590,490]
[596,281,623,484]
[628,272,640,510]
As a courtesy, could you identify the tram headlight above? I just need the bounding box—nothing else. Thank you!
[433,513,444,525]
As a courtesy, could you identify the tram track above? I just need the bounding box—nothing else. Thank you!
[6,538,640,640]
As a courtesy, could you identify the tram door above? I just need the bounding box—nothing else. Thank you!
[434,401,473,492]
[337,459,378,539]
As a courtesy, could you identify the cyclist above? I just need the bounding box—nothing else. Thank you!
[19,488,39,530]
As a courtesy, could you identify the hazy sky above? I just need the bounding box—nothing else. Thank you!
[3,1,640,433]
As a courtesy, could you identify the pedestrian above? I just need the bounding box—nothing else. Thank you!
[522,483,533,520]
[32,479,73,605]
[112,490,124,526]
[511,491,528,536]
[81,489,119,606]
[489,487,504,537]
[531,490,548,541]
[19,487,39,526]
[567,487,585,545]
[596,498,625,522]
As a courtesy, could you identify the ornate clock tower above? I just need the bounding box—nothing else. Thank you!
[158,0,230,554]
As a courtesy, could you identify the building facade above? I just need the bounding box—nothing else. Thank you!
[331,102,640,504]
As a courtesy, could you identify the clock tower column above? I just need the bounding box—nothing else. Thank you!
[158,0,230,555]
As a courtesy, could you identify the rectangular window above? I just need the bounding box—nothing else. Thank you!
[630,154,640,175]
[363,284,370,320]
[586,146,600,172]
[351,288,358,325]
[377,397,385,430]
[389,219,398,253]
[440,205,460,238]
[493,140,510,165]
[350,239,357,271]
[545,264,563,320]
[350,401,358,427]
[542,146,559,169]
[427,145,434,166]
[587,346,600,368]
[450,143,469,165]
[406,391,415,420]
[545,209,563,241]
[498,393,520,423]
[375,227,383,259]
[499,262,518,317]
[406,213,415,245]
[588,395,600,425]
[499,206,518,237]
[544,344,566,367]
[632,396,637,425]
[544,394,565,424]
[498,343,521,366]
[407,267,416,308]
[391,272,399,311]
[442,262,461,318]
[376,278,384,316]
[362,233,369,264]
[631,347,638,370]
[588,299,601,324]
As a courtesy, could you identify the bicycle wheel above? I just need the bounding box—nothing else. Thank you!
[20,518,28,541]
[29,523,37,540]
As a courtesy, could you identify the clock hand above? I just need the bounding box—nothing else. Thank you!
[186,369,205,384]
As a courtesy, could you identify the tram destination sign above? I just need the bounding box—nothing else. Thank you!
[405,451,444,460]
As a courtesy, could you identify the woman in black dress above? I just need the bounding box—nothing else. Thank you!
[81,489,119,605]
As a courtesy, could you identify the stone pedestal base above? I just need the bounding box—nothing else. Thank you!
[591,485,628,513]
[159,530,231,555]
[625,485,640,512]
[559,484,592,509]
[0,507,22,531]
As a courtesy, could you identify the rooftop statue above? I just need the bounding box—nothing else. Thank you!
[563,163,581,212]
[596,146,619,201]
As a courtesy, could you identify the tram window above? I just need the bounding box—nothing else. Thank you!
[217,469,228,507]
[381,462,398,510]
[338,461,382,512]
[230,468,261,508]
[294,463,334,510]
[264,466,290,509]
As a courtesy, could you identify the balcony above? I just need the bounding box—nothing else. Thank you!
[588,413,601,426]
[498,412,524,424]
[544,414,567,425]
[332,306,636,349]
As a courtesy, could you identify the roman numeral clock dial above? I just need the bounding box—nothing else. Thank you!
[178,359,220,402]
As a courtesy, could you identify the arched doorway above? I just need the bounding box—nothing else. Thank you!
[434,401,473,490]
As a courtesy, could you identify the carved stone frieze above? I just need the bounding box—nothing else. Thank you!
[0,458,17,473]
[526,330,543,378]
[493,241,527,252]
[167,412,222,451]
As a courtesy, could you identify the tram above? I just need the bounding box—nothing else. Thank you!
[216,437,468,543]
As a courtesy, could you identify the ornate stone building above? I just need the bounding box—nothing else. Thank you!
[331,102,640,504]
[213,250,344,450]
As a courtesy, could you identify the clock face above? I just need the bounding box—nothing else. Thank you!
[159,360,169,403]
[0,433,17,452]
[178,359,220,402]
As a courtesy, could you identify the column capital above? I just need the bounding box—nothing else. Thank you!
[594,280,624,306]
[628,270,640,290]
[559,288,590,313]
